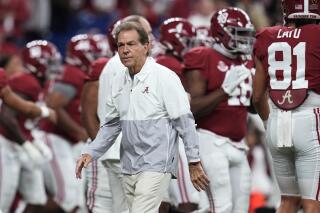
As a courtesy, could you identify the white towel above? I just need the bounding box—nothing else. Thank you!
[277,110,293,148]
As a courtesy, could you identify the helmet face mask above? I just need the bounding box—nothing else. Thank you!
[177,35,198,56]
[47,53,63,79]
[195,26,215,47]
[211,7,255,55]
[225,25,255,54]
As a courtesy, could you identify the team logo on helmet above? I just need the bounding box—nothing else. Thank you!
[217,12,228,25]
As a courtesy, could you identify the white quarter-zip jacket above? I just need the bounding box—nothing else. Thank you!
[84,57,200,177]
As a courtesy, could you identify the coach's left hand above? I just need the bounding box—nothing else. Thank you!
[189,161,209,191]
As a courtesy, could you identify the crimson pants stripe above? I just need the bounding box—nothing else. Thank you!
[87,160,98,210]
[178,156,190,203]
[313,108,320,200]
[206,186,215,213]
[0,146,2,198]
[45,135,65,203]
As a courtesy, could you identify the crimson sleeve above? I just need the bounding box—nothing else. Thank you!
[88,57,110,81]
[183,47,209,79]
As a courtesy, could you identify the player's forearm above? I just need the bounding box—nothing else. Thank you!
[56,108,88,141]
[252,57,269,121]
[17,101,43,118]
[81,82,99,139]
[0,106,26,145]
[2,87,43,119]
[190,88,227,119]
[253,91,270,121]
[82,113,99,140]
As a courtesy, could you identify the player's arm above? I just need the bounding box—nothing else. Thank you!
[252,56,269,121]
[0,103,26,145]
[80,80,99,140]
[1,86,56,121]
[0,99,47,162]
[46,83,88,141]
[185,69,227,119]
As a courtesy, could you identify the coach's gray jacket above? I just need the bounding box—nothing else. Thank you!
[83,57,200,177]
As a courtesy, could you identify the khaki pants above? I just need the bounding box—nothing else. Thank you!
[123,172,171,213]
[104,160,128,213]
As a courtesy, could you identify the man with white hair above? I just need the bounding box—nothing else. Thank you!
[77,21,209,213]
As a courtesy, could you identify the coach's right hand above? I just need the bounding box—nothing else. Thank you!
[76,153,92,179]
[189,161,210,191]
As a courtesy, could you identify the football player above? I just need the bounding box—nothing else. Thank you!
[253,0,320,212]
[0,67,56,213]
[0,40,61,213]
[183,7,255,213]
[40,34,105,212]
[20,40,84,213]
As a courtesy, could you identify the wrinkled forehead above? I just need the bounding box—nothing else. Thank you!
[117,30,141,43]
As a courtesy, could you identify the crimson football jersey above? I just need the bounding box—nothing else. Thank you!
[184,46,252,141]
[156,54,186,87]
[8,72,41,101]
[254,24,320,109]
[156,55,184,77]
[88,57,110,81]
[2,72,42,140]
[40,65,88,143]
